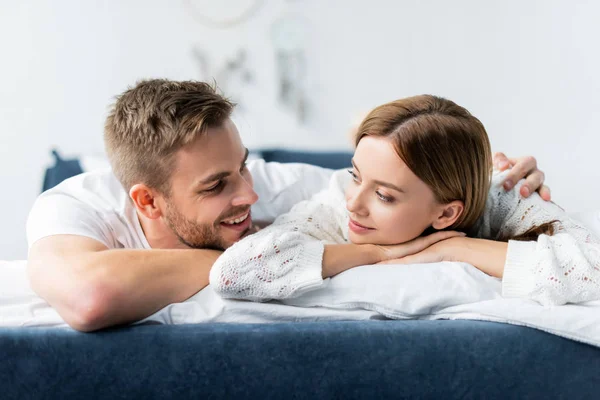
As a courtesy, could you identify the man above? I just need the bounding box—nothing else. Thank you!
[26,79,550,332]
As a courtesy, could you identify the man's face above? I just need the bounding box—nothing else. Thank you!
[159,119,258,250]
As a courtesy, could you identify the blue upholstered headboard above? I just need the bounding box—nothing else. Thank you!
[42,150,84,192]
[42,149,353,193]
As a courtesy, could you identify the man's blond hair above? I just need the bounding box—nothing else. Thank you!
[104,79,234,194]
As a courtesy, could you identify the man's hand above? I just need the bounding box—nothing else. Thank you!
[493,152,551,201]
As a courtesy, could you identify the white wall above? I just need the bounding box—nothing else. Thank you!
[1,0,599,260]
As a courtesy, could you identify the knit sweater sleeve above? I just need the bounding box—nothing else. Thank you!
[209,172,349,301]
[473,170,600,305]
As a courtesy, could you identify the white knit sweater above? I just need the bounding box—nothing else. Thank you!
[209,169,600,306]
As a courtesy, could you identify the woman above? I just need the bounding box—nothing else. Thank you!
[209,95,600,306]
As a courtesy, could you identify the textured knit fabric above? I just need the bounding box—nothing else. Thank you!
[473,172,600,305]
[210,169,600,305]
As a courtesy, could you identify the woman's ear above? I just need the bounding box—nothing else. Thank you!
[431,200,464,230]
[129,184,163,219]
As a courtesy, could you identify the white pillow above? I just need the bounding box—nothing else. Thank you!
[282,262,503,318]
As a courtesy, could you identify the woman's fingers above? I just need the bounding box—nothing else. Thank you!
[379,231,465,261]
[403,231,465,257]
[424,230,465,245]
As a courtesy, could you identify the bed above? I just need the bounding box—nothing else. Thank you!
[2,149,599,399]
[2,321,600,399]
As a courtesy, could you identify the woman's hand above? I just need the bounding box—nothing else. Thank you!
[374,231,466,263]
[378,236,465,265]
[322,231,464,279]
[379,236,508,278]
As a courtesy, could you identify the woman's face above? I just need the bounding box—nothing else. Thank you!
[345,136,442,245]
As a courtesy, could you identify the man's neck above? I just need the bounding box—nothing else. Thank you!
[137,210,188,250]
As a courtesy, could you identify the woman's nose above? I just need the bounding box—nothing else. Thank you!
[346,189,368,216]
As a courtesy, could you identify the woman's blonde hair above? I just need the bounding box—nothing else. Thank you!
[354,95,492,231]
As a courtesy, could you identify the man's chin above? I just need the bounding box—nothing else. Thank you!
[218,228,252,249]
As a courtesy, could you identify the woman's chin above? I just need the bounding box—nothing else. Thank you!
[348,232,373,244]
[349,231,378,245]
[349,231,413,246]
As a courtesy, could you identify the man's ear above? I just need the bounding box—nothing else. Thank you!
[129,184,163,220]
[431,200,464,230]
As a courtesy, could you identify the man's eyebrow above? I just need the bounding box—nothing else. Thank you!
[199,171,230,185]
[351,159,405,193]
[198,148,249,186]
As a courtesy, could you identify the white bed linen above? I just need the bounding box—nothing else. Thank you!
[3,206,598,341]
[0,260,65,327]
[2,258,600,348]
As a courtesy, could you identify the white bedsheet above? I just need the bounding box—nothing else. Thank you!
[2,259,600,348]
[0,260,65,327]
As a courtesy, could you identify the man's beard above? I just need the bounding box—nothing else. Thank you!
[163,202,229,251]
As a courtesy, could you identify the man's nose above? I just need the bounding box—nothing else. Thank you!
[232,180,259,207]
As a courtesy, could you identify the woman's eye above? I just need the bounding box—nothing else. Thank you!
[347,169,359,182]
[376,191,393,203]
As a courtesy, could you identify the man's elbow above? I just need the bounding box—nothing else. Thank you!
[29,267,119,332]
[64,290,115,332]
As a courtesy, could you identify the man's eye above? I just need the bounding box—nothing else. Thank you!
[240,162,248,173]
[204,181,224,193]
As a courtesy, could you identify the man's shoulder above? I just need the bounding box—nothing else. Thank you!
[248,158,332,182]
[27,168,143,249]
[37,168,128,213]
[248,159,336,222]
[248,159,335,197]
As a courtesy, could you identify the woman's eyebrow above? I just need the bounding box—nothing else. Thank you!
[373,179,405,193]
[352,159,405,193]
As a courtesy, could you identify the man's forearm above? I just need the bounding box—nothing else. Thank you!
[29,245,221,332]
[81,248,221,328]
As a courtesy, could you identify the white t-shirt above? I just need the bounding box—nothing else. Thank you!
[26,160,334,251]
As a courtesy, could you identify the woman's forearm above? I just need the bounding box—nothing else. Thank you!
[453,238,508,278]
[322,244,382,278]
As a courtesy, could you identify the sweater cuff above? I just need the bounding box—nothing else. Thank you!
[288,241,326,297]
[502,240,538,299]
